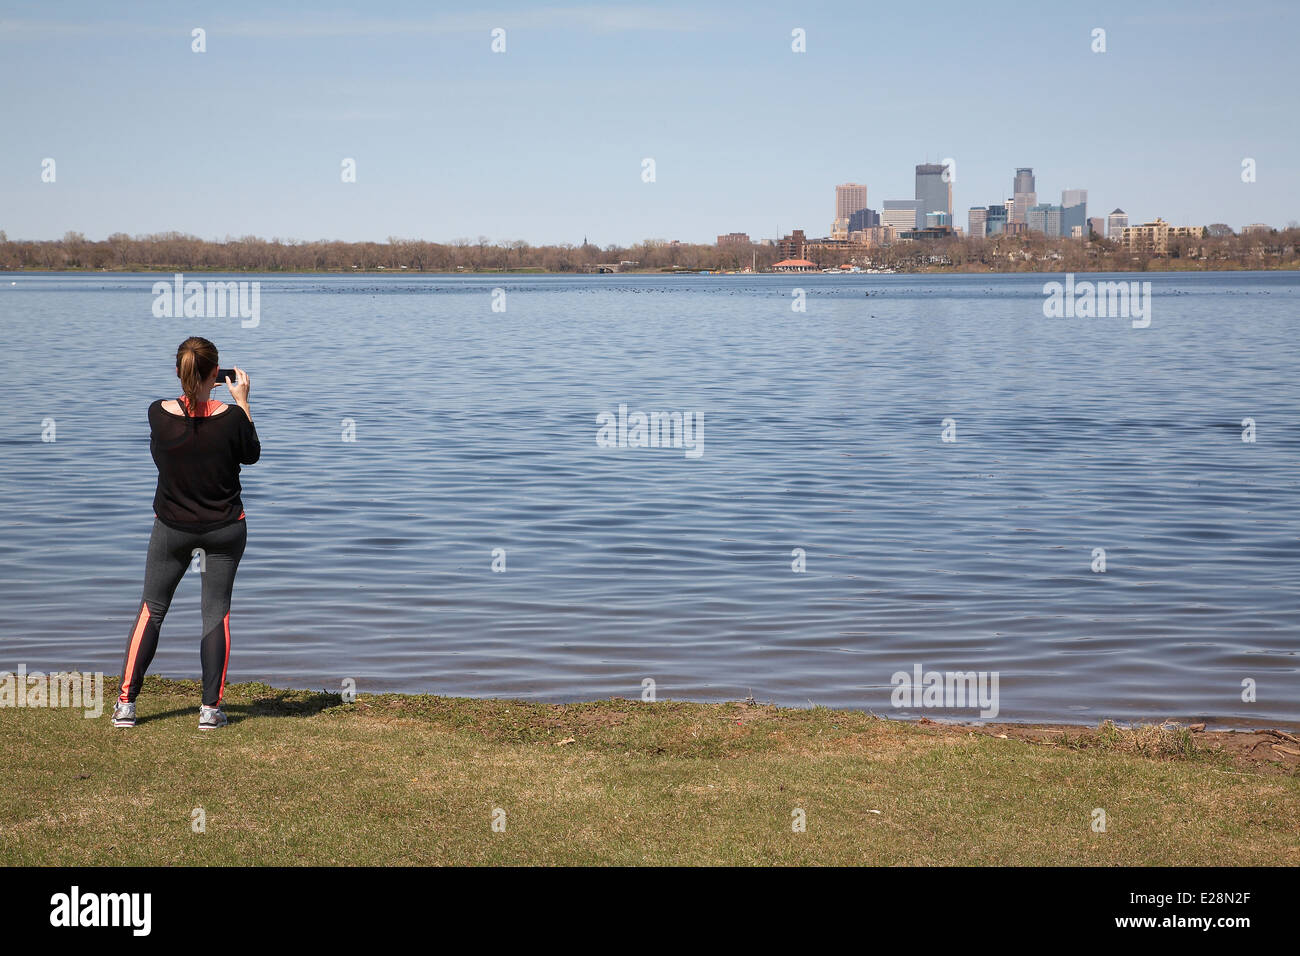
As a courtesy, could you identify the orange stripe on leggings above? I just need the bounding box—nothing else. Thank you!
[217,611,231,704]
[119,603,150,702]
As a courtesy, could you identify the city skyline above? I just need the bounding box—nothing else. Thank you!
[798,161,1254,249]
[2,0,1297,244]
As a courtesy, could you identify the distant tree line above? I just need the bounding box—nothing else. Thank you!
[859,227,1300,273]
[0,231,775,273]
[0,228,1295,273]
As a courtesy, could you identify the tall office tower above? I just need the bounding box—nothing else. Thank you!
[832,183,868,240]
[915,163,952,223]
[1088,217,1106,238]
[1061,188,1088,237]
[1107,208,1128,238]
[847,208,879,231]
[836,183,868,222]
[968,207,988,239]
[985,203,1009,236]
[883,199,923,232]
[1027,203,1062,237]
[1012,167,1036,224]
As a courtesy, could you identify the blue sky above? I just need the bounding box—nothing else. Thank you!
[1,0,1296,245]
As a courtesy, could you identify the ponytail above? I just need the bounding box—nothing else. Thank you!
[175,336,219,418]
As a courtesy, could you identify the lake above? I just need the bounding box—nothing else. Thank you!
[1,271,1297,727]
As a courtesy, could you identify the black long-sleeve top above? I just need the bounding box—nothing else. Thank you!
[149,400,261,532]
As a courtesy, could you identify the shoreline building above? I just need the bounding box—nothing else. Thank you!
[775,229,808,260]
[771,258,818,273]
[915,163,953,227]
[1107,208,1128,239]
[1121,218,1205,253]
[1012,168,1036,224]
[803,237,878,265]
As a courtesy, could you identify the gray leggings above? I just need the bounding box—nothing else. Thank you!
[118,518,247,706]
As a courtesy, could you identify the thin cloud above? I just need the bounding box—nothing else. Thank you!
[290,108,404,122]
[1120,11,1257,25]
[222,8,718,37]
[0,19,122,35]
[0,7,719,40]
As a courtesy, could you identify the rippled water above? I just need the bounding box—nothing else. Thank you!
[1,271,1297,727]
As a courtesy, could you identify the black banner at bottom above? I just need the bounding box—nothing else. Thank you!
[0,865,1276,941]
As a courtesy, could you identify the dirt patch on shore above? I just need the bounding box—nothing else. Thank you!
[936,719,1300,775]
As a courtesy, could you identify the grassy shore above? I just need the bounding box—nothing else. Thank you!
[2,676,1298,866]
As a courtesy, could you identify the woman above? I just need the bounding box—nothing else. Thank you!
[113,336,260,730]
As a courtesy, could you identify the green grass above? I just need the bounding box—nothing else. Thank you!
[2,677,1297,866]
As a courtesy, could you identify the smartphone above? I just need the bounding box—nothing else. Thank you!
[217,368,237,384]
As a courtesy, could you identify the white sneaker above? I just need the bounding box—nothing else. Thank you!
[198,705,228,730]
[112,700,135,728]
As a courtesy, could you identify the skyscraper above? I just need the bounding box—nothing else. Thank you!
[985,204,1009,236]
[915,163,952,224]
[836,183,868,222]
[883,200,923,232]
[1107,208,1128,238]
[848,208,879,231]
[833,183,868,240]
[1027,203,1062,237]
[1012,167,1036,224]
[968,207,988,239]
[1061,188,1088,237]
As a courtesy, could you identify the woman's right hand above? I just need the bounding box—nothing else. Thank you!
[225,366,251,405]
